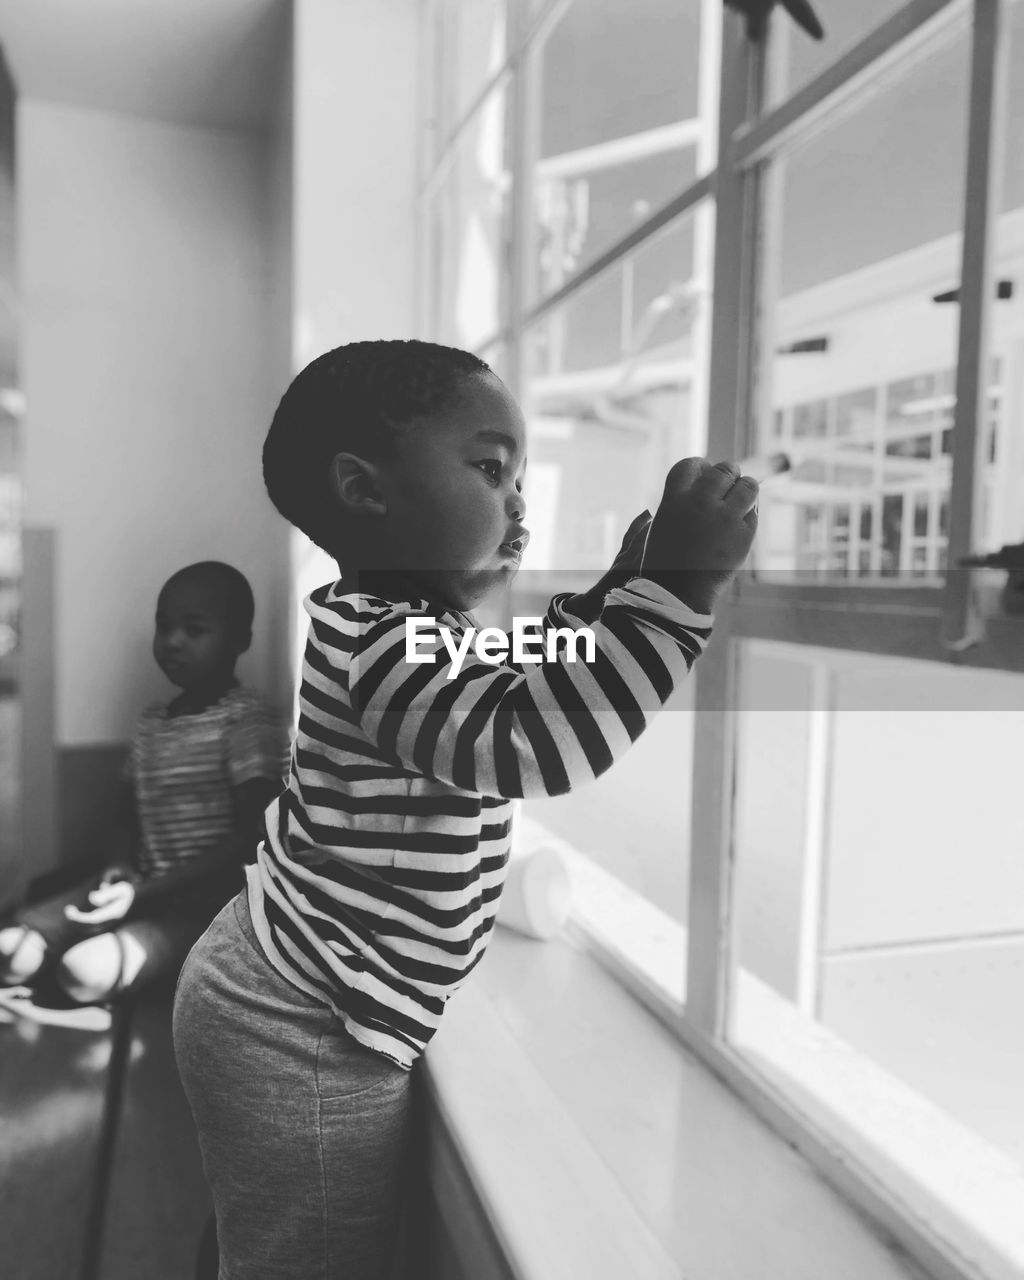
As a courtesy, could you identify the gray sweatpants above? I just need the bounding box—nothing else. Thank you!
[172,892,413,1280]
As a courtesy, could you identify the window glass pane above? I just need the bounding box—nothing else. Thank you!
[529,0,703,152]
[770,0,913,102]
[523,0,712,306]
[753,20,975,584]
[435,0,507,142]
[524,212,700,395]
[729,641,1024,1255]
[428,85,511,350]
[530,150,700,305]
[515,208,712,986]
[519,212,709,559]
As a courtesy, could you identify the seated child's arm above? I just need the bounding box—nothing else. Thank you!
[67,779,140,898]
[69,696,289,924]
[62,780,141,924]
[127,776,280,914]
[76,744,142,892]
[98,778,141,881]
[67,777,280,926]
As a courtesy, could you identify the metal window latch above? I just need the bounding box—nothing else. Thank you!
[724,0,825,43]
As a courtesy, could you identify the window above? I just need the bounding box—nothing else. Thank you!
[521,0,709,307]
[731,642,1024,1267]
[423,81,513,350]
[761,364,1003,580]
[419,2,1024,1276]
[420,0,715,987]
[725,0,1024,1272]
[431,0,508,154]
[517,209,708,943]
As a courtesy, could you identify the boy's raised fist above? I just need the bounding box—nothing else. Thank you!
[641,458,758,613]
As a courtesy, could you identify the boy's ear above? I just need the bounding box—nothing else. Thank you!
[329,452,387,516]
[233,628,253,657]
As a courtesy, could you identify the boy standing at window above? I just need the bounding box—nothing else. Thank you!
[174,340,758,1279]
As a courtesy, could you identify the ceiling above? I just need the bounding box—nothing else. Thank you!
[0,0,289,133]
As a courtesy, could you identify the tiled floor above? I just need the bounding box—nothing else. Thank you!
[1,1005,106,1278]
[0,989,212,1279]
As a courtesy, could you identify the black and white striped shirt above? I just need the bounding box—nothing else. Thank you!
[246,575,712,1067]
[126,685,287,881]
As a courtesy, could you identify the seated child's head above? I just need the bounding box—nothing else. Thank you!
[153,561,254,692]
[262,339,529,611]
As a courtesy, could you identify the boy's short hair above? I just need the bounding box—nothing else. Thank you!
[163,561,255,637]
[262,339,492,555]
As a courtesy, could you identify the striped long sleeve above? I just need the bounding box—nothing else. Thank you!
[245,576,712,1067]
[348,582,709,797]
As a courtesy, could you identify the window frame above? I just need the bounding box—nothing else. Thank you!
[417,3,1020,1278]
[685,8,1021,1277]
[728,0,1013,664]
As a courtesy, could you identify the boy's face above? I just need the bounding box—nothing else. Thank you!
[372,372,530,611]
[153,579,246,690]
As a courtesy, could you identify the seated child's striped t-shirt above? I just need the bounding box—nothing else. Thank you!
[245,576,712,1068]
[126,685,289,884]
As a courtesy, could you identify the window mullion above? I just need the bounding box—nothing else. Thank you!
[415,0,439,339]
[505,0,533,399]
[684,10,765,1039]
[688,0,725,460]
[941,0,1011,650]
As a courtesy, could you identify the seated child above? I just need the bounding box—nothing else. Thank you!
[0,560,288,1021]
[173,340,758,1280]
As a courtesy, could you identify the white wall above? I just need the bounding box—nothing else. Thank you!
[16,0,420,744]
[19,99,290,742]
[291,0,419,365]
[265,4,298,710]
[267,5,295,397]
[285,0,420,684]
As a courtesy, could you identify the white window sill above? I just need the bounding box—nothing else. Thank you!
[423,926,933,1280]
[505,817,1024,1280]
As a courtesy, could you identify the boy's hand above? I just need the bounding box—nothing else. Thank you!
[641,458,758,613]
[64,875,136,926]
[609,510,653,578]
[560,510,655,625]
